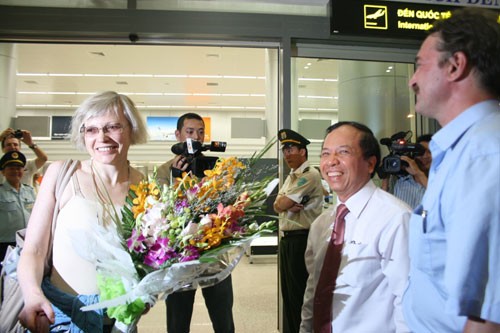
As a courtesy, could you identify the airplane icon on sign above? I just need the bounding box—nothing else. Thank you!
[366,8,385,20]
[364,5,388,30]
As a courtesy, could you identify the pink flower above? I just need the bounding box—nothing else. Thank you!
[144,237,177,269]
[127,229,146,253]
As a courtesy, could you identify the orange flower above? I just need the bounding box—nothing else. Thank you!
[130,180,160,218]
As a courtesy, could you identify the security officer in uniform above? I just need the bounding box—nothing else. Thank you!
[0,151,36,269]
[273,129,324,333]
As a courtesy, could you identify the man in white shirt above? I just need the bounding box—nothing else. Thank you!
[300,121,411,333]
[0,128,48,187]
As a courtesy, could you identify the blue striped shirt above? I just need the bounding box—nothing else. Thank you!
[390,175,425,209]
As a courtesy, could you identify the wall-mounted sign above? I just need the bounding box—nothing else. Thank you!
[51,116,72,140]
[331,0,500,40]
[147,116,212,142]
[381,0,499,10]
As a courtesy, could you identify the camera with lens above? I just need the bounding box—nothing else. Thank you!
[171,138,227,178]
[378,131,425,178]
[14,129,23,139]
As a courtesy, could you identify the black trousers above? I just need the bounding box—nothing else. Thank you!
[166,275,234,333]
[279,234,309,333]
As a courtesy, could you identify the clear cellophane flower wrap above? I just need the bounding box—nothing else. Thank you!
[79,139,278,331]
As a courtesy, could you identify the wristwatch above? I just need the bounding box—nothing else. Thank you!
[28,144,38,149]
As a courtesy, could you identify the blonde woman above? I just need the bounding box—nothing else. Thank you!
[18,91,148,332]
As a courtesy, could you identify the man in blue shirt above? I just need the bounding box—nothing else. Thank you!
[402,8,500,333]
[0,151,36,269]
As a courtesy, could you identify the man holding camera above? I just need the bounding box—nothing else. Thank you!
[382,134,432,208]
[273,129,324,333]
[0,128,48,187]
[156,112,235,333]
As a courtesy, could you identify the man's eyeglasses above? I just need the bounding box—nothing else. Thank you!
[80,123,127,136]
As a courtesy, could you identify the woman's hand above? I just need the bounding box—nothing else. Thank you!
[18,295,54,333]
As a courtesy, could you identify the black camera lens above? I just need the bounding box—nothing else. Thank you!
[383,156,401,173]
[14,130,23,139]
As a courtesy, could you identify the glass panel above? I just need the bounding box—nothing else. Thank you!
[0,0,127,8]
[292,57,416,167]
[0,0,329,15]
[137,0,329,16]
[8,43,279,169]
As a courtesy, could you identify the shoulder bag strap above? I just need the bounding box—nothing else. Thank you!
[45,159,79,269]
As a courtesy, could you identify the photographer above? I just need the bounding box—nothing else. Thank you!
[156,112,235,333]
[381,134,432,208]
[0,128,48,187]
[157,113,207,185]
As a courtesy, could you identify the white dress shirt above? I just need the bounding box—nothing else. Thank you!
[300,180,411,333]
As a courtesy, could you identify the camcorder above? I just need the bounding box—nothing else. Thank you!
[171,138,227,178]
[378,131,425,178]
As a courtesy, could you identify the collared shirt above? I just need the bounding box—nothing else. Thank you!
[403,100,500,332]
[277,161,324,231]
[0,180,36,242]
[392,174,426,209]
[300,180,411,333]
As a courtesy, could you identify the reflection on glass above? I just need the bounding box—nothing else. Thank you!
[292,57,415,166]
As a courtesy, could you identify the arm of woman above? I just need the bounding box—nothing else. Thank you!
[17,161,67,332]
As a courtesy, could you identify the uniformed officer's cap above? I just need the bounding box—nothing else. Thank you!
[278,129,310,148]
[0,151,26,170]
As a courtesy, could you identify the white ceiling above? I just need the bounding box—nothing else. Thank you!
[14,43,339,114]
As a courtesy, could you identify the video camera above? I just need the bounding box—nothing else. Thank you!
[171,138,227,178]
[378,131,425,178]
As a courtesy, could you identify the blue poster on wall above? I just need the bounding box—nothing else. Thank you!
[147,116,178,141]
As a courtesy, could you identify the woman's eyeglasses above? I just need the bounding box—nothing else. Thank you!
[80,123,127,136]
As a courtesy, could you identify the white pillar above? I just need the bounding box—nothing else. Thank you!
[265,48,279,158]
[0,44,17,129]
[338,61,412,139]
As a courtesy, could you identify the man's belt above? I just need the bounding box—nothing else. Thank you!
[281,229,309,238]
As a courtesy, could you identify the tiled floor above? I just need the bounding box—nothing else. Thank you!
[137,254,279,333]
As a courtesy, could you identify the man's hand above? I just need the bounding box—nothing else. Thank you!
[274,195,305,213]
[463,317,500,333]
[172,154,190,172]
[20,129,35,146]
[0,127,15,142]
[400,156,428,188]
[288,202,305,213]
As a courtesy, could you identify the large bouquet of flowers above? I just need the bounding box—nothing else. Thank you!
[81,140,277,328]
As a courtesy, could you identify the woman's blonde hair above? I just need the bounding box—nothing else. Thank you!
[70,91,148,150]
